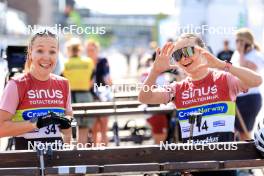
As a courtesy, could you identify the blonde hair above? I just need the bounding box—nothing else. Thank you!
[66,37,82,58]
[85,39,100,50]
[24,30,58,72]
[177,33,206,48]
[236,28,261,51]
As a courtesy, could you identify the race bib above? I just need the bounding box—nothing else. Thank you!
[177,102,235,142]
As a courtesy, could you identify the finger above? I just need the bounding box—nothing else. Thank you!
[169,64,179,70]
[161,42,171,55]
[161,43,168,55]
[156,47,161,57]
[164,42,173,55]
[201,51,214,60]
[200,51,208,57]
[194,45,203,54]
[167,44,176,56]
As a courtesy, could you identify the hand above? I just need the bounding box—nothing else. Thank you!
[52,114,72,129]
[31,112,72,129]
[152,42,178,74]
[194,46,225,70]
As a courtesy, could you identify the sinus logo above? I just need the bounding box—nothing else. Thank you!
[182,85,217,99]
[27,89,63,99]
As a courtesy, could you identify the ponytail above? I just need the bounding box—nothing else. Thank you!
[24,48,32,72]
[254,43,261,52]
[24,29,58,72]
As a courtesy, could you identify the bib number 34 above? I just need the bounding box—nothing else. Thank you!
[45,124,57,134]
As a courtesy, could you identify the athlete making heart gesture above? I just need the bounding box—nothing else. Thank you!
[139,33,262,176]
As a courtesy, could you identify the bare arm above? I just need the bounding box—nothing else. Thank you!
[218,61,262,88]
[138,42,177,104]
[0,110,37,137]
[138,70,170,104]
[104,75,112,86]
[198,47,262,88]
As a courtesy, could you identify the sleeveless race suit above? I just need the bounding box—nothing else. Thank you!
[11,73,70,149]
[173,70,236,143]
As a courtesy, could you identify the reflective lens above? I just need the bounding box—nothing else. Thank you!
[182,46,194,57]
[172,46,194,62]
[172,50,183,62]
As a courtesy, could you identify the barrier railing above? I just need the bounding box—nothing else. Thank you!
[72,100,159,110]
[0,141,263,175]
[73,106,175,118]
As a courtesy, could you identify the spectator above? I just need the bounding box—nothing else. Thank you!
[217,40,234,62]
[63,37,95,145]
[231,28,264,140]
[140,52,169,144]
[85,39,112,146]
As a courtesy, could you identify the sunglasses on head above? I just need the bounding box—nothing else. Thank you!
[171,46,195,62]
